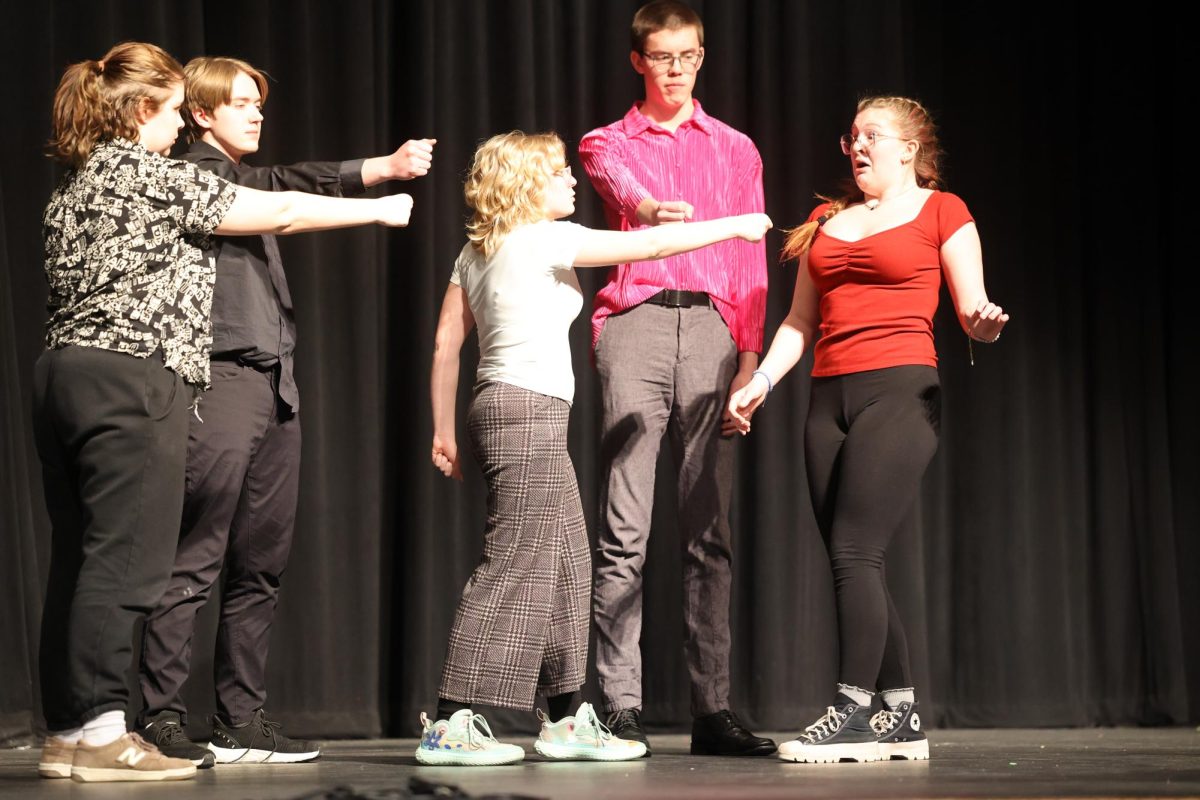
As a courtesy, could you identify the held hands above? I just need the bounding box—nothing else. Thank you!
[967,298,1009,343]
[389,138,437,180]
[432,433,463,481]
[378,193,414,227]
[726,373,770,435]
[721,366,758,436]
[735,213,773,242]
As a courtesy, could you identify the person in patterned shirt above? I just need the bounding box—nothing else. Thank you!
[33,41,413,784]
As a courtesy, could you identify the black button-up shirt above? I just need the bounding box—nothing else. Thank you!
[181,141,365,413]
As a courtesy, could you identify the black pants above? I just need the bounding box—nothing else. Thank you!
[138,360,300,726]
[805,365,940,692]
[33,346,190,731]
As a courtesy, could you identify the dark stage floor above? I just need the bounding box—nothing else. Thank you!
[2,728,1198,799]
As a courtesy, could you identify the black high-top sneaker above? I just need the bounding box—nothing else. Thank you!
[872,699,929,760]
[777,691,881,763]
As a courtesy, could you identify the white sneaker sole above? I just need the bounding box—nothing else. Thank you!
[778,742,881,763]
[533,739,647,761]
[207,743,320,764]
[37,763,72,779]
[879,739,929,760]
[70,764,196,782]
[414,746,524,766]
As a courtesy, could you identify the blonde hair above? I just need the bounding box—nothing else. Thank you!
[47,41,184,167]
[782,95,944,261]
[182,56,270,143]
[465,131,567,258]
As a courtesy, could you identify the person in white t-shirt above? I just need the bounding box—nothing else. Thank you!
[417,130,770,766]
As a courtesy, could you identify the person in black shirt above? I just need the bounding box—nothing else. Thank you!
[135,56,436,765]
[36,42,413,784]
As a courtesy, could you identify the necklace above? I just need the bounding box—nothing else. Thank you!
[864,183,920,211]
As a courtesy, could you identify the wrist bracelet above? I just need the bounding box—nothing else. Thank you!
[752,370,774,393]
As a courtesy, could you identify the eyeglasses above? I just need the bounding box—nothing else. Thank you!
[839,131,908,155]
[640,49,703,73]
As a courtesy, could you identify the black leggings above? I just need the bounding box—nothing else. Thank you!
[805,365,940,692]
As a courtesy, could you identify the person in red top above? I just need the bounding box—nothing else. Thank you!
[578,0,773,758]
[729,96,1009,764]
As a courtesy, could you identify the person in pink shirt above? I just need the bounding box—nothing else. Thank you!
[578,0,773,757]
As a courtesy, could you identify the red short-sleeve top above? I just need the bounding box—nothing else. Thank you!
[805,191,973,377]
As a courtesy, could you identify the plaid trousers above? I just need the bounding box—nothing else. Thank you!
[438,381,591,709]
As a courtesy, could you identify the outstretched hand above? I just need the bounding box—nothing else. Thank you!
[967,298,1009,343]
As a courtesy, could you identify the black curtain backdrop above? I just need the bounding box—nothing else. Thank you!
[1,1,1195,743]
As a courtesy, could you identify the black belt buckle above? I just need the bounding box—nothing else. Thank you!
[647,289,711,308]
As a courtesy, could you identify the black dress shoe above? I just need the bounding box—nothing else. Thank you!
[690,710,777,756]
[606,708,651,757]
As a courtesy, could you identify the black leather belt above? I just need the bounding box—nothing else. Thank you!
[643,289,713,308]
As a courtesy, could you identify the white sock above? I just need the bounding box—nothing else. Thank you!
[81,710,127,747]
[880,688,915,709]
[48,727,83,745]
[836,683,873,707]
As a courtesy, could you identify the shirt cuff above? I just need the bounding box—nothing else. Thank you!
[339,159,367,196]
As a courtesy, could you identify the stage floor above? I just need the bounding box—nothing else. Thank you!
[2,728,1198,798]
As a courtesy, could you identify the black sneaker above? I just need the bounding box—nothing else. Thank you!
[605,708,651,757]
[872,699,929,760]
[207,709,320,764]
[144,711,215,768]
[690,709,777,756]
[777,692,881,763]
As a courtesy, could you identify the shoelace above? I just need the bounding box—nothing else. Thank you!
[606,708,639,731]
[465,713,500,748]
[154,722,188,747]
[127,732,156,752]
[870,709,901,735]
[222,711,281,763]
[574,703,614,747]
[801,706,846,743]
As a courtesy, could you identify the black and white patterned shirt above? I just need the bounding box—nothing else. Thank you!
[42,138,238,387]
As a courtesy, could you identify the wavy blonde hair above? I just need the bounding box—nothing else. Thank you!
[465,131,567,257]
[47,41,184,167]
[782,95,943,261]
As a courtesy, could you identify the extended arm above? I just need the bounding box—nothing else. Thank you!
[213,185,411,235]
[570,214,771,268]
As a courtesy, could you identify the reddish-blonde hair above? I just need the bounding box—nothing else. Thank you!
[47,41,184,167]
[782,95,944,261]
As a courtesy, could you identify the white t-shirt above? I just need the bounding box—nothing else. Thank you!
[450,220,587,404]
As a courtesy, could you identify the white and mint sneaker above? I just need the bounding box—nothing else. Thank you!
[533,702,647,761]
[414,709,525,766]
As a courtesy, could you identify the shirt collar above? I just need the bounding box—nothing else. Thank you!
[622,98,713,137]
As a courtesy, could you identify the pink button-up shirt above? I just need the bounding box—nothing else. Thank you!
[579,100,767,353]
